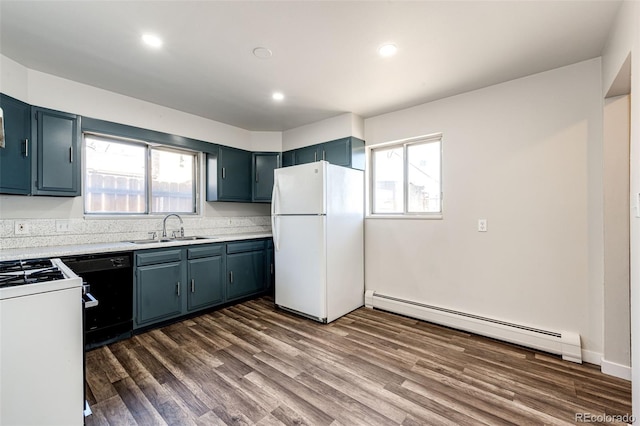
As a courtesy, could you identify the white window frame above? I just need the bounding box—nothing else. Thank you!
[82,132,201,217]
[367,133,443,219]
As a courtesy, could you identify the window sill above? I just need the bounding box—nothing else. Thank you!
[365,214,443,220]
[83,213,201,220]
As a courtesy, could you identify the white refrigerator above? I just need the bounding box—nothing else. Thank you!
[271,161,364,323]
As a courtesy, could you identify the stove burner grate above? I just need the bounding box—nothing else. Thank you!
[0,259,65,288]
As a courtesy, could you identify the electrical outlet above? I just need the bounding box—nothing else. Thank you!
[56,220,70,233]
[478,219,487,232]
[15,222,30,235]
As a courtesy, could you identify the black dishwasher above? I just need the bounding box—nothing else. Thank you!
[62,252,133,349]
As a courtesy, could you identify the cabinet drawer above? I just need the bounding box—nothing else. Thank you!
[188,244,224,259]
[226,240,265,254]
[136,249,183,266]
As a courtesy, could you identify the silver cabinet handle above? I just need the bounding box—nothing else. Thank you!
[191,279,195,293]
[322,150,326,160]
[69,147,73,163]
[229,271,233,283]
[314,152,317,161]
[176,282,181,296]
[222,167,226,179]
[22,139,29,157]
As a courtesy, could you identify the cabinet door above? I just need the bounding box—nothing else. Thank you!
[281,150,295,167]
[187,256,224,311]
[266,240,274,294]
[0,94,31,194]
[218,146,251,201]
[322,138,351,167]
[294,145,320,165]
[31,107,80,196]
[226,250,265,301]
[252,152,279,202]
[136,261,182,326]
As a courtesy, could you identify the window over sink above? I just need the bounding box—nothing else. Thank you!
[84,134,198,215]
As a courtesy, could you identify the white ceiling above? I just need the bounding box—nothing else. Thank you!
[0,0,621,132]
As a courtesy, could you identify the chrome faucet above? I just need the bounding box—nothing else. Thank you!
[162,214,184,238]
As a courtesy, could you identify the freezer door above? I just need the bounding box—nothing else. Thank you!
[274,215,327,320]
[273,161,326,215]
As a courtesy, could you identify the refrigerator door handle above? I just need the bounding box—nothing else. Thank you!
[271,179,280,251]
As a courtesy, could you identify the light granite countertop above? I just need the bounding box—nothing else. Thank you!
[0,232,272,261]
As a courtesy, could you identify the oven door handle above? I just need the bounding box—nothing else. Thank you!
[83,292,99,308]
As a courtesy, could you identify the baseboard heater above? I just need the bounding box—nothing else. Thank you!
[364,290,582,363]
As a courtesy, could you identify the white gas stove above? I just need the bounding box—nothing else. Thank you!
[0,257,85,425]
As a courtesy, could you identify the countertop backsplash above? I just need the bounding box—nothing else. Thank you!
[0,216,272,250]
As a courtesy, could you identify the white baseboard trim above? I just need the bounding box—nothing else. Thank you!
[364,290,582,363]
[581,350,602,366]
[601,358,632,381]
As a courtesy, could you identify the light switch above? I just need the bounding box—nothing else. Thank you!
[478,219,487,232]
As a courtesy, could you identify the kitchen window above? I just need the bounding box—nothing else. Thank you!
[84,134,198,215]
[370,134,442,216]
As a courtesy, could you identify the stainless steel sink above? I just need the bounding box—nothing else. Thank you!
[124,236,214,244]
[167,236,212,241]
[125,239,160,244]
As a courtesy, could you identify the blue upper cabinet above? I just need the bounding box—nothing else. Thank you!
[0,94,31,195]
[281,150,295,167]
[31,107,81,196]
[294,145,321,164]
[323,137,352,167]
[206,146,252,202]
[281,137,365,170]
[252,152,280,202]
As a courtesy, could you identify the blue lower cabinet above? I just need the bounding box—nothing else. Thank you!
[226,250,265,301]
[135,261,183,326]
[226,239,267,301]
[133,240,269,330]
[187,255,224,311]
[266,240,274,293]
[135,248,184,328]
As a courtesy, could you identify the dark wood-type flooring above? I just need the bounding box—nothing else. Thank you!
[85,297,631,425]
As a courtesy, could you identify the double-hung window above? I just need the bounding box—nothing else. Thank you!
[84,134,198,215]
[370,134,442,216]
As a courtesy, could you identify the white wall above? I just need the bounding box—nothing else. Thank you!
[602,95,631,378]
[601,0,640,415]
[0,54,272,227]
[0,55,259,151]
[282,112,364,151]
[0,55,28,100]
[250,131,282,152]
[364,59,604,361]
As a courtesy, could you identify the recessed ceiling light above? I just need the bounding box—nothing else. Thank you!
[378,43,397,58]
[272,92,284,101]
[142,33,163,48]
[253,47,273,59]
